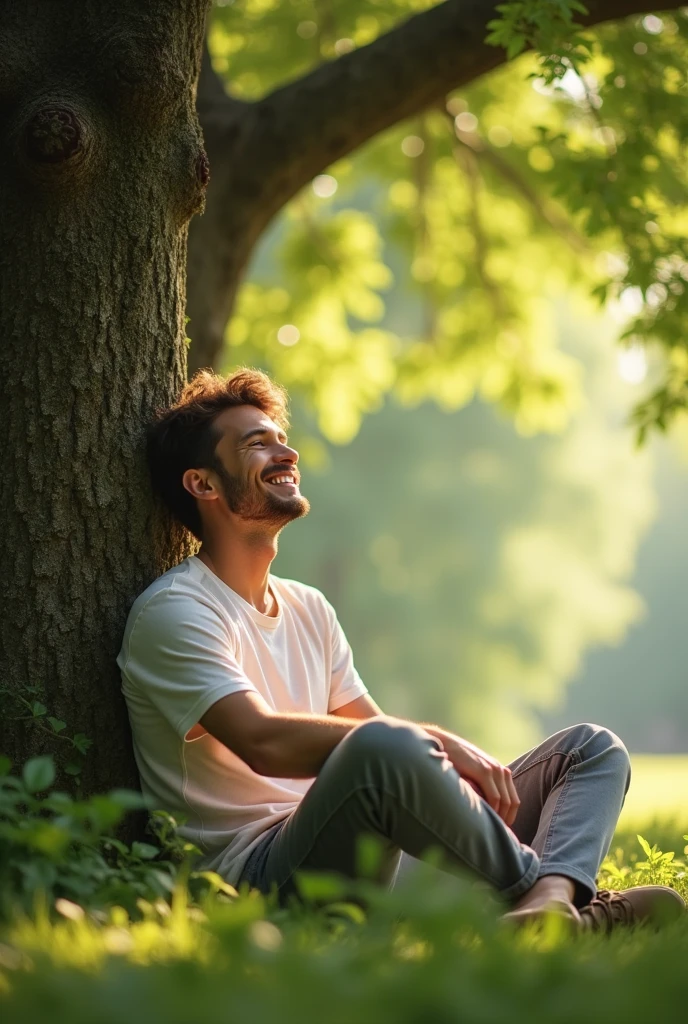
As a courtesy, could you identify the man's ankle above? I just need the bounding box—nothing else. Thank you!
[512,873,576,911]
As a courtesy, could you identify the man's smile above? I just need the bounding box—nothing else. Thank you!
[262,470,300,492]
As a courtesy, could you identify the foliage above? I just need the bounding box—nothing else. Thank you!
[487,0,592,77]
[600,831,688,894]
[208,2,688,440]
[0,756,230,923]
[0,685,93,784]
[0,757,685,1020]
[554,442,688,747]
[274,306,655,754]
[0,819,687,1024]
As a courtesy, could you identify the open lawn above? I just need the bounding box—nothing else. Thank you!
[620,755,688,828]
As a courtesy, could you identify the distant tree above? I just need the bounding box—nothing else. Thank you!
[190,1,688,439]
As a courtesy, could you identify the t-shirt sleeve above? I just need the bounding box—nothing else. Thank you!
[325,599,369,713]
[121,586,258,740]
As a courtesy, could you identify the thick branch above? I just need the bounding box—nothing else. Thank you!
[242,0,683,220]
[188,0,683,370]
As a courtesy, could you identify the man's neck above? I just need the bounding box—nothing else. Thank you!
[196,529,280,616]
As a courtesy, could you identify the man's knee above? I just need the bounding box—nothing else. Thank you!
[568,722,631,777]
[340,716,437,763]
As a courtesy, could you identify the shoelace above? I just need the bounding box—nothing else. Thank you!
[580,889,635,933]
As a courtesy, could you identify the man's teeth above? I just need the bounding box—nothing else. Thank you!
[268,475,294,484]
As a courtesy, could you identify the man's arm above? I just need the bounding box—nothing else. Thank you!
[202,690,519,824]
[200,689,367,778]
[333,693,520,827]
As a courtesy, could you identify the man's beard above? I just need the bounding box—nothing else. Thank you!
[214,462,310,528]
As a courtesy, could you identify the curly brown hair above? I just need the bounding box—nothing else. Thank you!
[146,367,289,540]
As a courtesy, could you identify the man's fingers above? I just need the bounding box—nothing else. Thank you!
[476,769,502,816]
[447,738,520,826]
[493,768,512,822]
[504,770,521,827]
[478,765,519,825]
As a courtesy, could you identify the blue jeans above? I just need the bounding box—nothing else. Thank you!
[238,719,631,908]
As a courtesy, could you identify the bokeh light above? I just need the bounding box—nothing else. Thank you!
[487,125,512,147]
[277,324,300,346]
[617,344,648,384]
[455,112,478,133]
[401,135,424,157]
[312,174,338,198]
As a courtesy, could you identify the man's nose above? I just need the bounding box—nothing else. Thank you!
[277,444,299,463]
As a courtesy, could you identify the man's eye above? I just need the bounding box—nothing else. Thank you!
[250,440,264,447]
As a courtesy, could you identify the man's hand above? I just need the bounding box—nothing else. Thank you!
[430,729,521,827]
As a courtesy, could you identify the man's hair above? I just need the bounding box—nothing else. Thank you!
[146,367,289,540]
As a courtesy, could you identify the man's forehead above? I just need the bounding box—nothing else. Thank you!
[214,404,281,441]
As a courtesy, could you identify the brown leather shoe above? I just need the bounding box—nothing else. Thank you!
[579,886,686,934]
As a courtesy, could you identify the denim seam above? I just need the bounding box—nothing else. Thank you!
[511,748,576,780]
[541,748,583,860]
[273,783,535,897]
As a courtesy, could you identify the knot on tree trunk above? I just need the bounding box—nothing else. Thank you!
[25,106,85,164]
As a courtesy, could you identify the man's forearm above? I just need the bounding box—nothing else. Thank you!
[256,711,448,778]
[255,711,367,777]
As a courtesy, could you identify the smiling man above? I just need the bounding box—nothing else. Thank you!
[117,368,684,932]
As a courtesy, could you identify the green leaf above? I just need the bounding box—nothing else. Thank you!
[47,717,67,734]
[506,34,526,60]
[22,755,56,793]
[64,763,82,777]
[103,838,129,855]
[43,791,74,812]
[294,870,346,903]
[88,795,127,831]
[192,871,238,897]
[324,901,367,925]
[31,702,47,717]
[132,842,160,861]
[0,755,11,776]
[72,733,93,755]
[108,789,149,810]
[27,821,70,856]
[637,834,653,858]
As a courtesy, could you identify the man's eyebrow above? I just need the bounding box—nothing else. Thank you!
[238,426,287,444]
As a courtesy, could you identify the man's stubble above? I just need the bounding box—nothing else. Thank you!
[214,461,310,529]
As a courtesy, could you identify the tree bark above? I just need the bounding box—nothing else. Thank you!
[0,0,209,793]
[187,0,685,373]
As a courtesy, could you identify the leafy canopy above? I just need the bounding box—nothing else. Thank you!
[209,2,688,441]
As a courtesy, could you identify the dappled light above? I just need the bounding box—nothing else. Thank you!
[2,1,688,1020]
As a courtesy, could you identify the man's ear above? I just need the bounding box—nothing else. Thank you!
[182,468,218,502]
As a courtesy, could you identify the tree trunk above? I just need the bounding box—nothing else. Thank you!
[0,0,209,793]
[187,0,684,373]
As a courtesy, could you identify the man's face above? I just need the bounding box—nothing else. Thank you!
[207,404,310,528]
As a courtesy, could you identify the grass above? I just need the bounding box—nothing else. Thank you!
[619,755,688,827]
[0,758,687,1023]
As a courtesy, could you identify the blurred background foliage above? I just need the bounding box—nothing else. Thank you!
[273,307,657,759]
[202,2,688,757]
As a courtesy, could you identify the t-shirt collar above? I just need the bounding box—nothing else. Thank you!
[190,555,282,629]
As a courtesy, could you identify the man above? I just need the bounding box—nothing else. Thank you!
[118,367,684,931]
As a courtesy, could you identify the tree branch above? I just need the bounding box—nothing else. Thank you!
[187,0,684,370]
[245,0,684,220]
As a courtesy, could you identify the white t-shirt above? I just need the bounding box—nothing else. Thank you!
[117,555,368,886]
